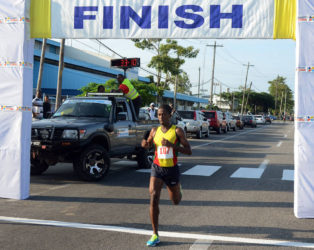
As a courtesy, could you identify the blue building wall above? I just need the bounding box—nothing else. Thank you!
[33,57,113,96]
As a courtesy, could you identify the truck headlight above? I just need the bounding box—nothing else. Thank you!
[62,129,78,139]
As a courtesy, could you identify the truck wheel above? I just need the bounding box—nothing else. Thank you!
[137,147,153,169]
[31,159,49,175]
[74,145,110,181]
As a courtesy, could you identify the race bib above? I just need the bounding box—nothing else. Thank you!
[157,146,173,159]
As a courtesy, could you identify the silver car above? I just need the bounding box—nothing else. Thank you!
[177,110,209,139]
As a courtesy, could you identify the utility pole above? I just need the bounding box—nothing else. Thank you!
[36,38,47,97]
[197,67,201,109]
[275,81,278,115]
[284,88,287,117]
[244,81,252,114]
[173,74,178,110]
[55,39,65,111]
[219,82,222,109]
[240,62,254,116]
[207,41,223,108]
[279,91,284,118]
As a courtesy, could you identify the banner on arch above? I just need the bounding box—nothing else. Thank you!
[30,0,296,39]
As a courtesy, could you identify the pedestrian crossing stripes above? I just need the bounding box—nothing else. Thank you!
[230,168,265,179]
[113,160,294,182]
[182,165,221,177]
[282,169,294,181]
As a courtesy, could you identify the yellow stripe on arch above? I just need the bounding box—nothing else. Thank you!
[30,0,51,38]
[273,0,296,39]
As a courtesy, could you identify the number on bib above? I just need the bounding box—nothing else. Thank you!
[157,146,173,159]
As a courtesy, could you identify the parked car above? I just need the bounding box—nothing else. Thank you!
[255,115,266,124]
[242,115,257,128]
[265,116,272,124]
[177,110,209,138]
[233,115,244,129]
[202,110,227,134]
[269,115,277,120]
[224,111,237,131]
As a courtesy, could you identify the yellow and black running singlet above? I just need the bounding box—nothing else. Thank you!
[153,125,179,167]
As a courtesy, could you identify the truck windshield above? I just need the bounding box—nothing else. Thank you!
[53,99,112,118]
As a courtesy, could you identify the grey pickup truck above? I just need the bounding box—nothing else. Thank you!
[31,93,158,181]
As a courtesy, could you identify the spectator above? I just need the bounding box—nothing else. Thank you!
[97,85,105,93]
[115,74,142,118]
[148,103,157,119]
[169,103,181,125]
[32,90,43,119]
[43,95,51,118]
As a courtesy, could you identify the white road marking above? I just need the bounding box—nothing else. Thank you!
[31,184,71,196]
[231,168,265,179]
[136,169,151,173]
[182,165,221,177]
[284,134,288,138]
[192,126,266,149]
[190,239,213,250]
[282,170,294,181]
[0,216,314,248]
[136,164,181,173]
[277,141,283,147]
[112,161,138,166]
[258,159,269,170]
[231,159,269,179]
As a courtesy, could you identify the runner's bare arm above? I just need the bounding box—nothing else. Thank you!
[141,127,157,149]
[161,127,192,155]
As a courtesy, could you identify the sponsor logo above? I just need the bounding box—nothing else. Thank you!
[297,66,314,72]
[298,16,314,22]
[74,4,243,30]
[0,105,31,112]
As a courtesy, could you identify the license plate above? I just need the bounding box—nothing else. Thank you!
[33,141,40,146]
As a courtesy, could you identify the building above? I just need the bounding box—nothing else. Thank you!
[33,39,208,109]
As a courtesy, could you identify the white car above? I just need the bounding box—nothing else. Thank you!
[177,110,209,139]
[255,115,266,124]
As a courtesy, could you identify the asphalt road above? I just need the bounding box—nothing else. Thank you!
[1,121,314,250]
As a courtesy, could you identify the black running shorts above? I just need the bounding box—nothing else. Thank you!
[151,164,180,187]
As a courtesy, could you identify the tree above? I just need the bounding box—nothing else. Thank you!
[268,76,294,115]
[77,82,101,96]
[247,92,274,113]
[132,39,164,89]
[131,79,156,106]
[169,71,192,95]
[132,39,198,103]
[77,79,156,107]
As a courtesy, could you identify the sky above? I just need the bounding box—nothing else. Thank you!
[67,38,296,97]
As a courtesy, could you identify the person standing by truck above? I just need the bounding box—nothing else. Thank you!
[115,74,142,117]
[141,104,192,247]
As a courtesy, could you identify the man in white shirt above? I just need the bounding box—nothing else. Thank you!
[148,103,157,120]
[32,90,43,120]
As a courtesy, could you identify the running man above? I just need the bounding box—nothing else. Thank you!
[141,104,192,247]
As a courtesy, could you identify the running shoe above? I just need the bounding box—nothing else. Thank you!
[146,234,160,247]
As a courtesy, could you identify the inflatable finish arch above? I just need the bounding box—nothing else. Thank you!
[0,0,312,218]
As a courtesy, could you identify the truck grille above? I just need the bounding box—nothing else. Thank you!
[32,128,64,140]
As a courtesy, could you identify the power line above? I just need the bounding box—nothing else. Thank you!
[95,39,167,80]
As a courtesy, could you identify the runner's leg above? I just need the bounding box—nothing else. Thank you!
[166,183,182,205]
[149,176,163,235]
